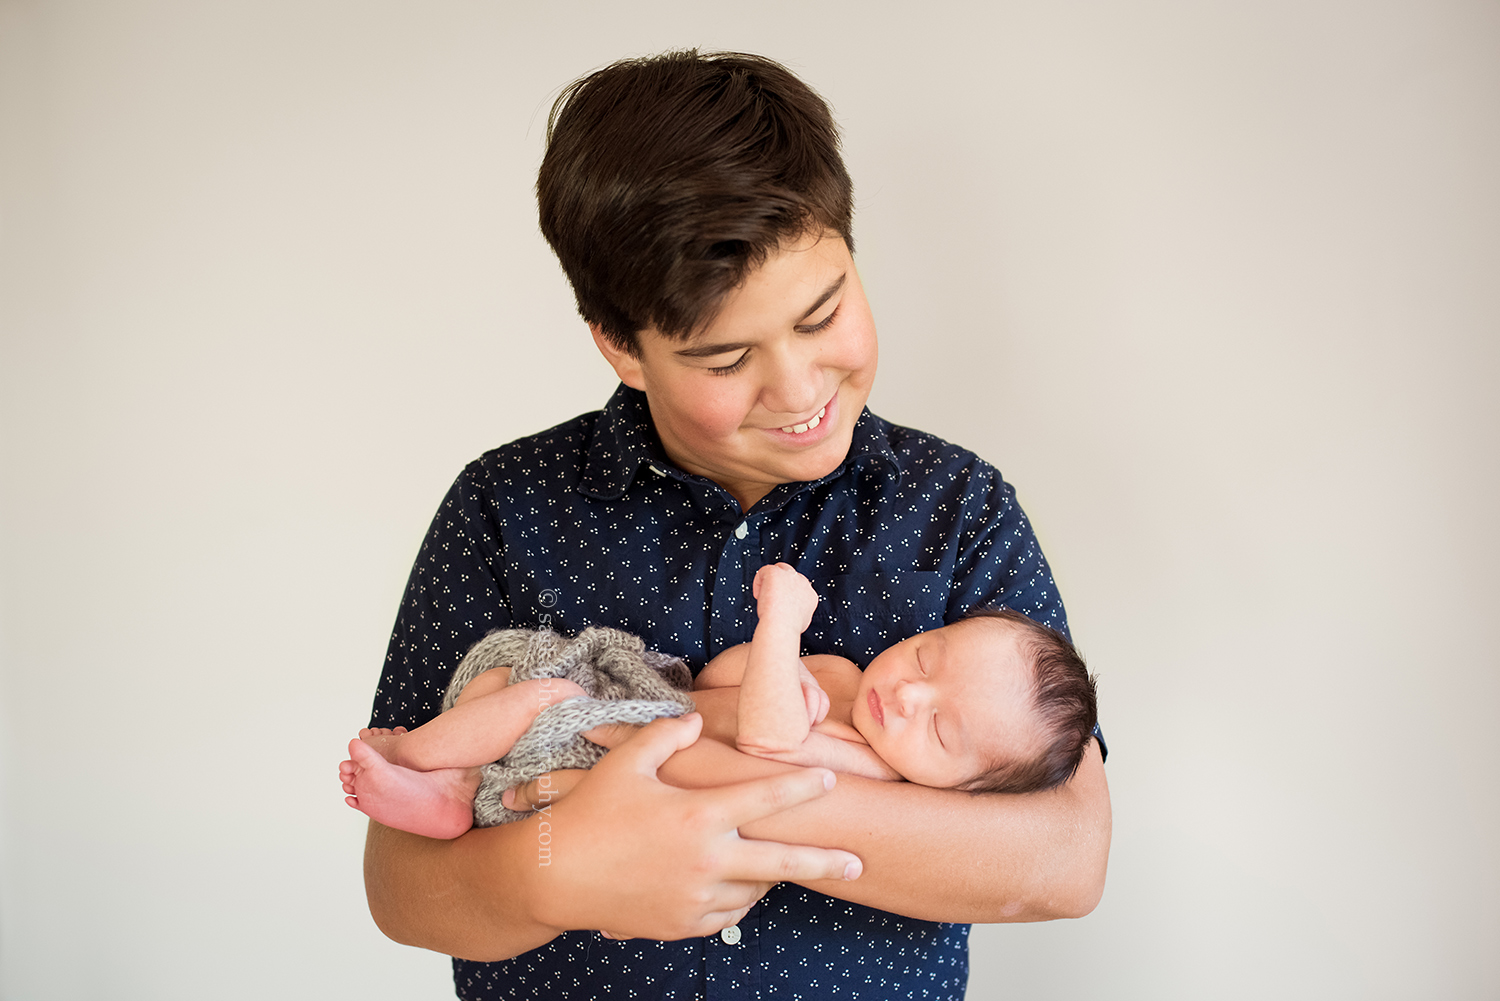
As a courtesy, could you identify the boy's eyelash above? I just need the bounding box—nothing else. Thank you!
[707,305,839,376]
[708,354,749,376]
[798,304,841,334]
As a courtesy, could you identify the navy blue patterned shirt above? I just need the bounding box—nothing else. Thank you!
[372,385,1070,1000]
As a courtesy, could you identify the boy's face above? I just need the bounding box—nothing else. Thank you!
[852,618,1042,789]
[592,233,877,511]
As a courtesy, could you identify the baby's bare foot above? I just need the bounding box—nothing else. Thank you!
[342,738,481,840]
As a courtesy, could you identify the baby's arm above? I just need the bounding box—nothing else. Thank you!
[736,563,823,757]
[697,644,828,728]
[756,729,904,780]
[746,655,903,782]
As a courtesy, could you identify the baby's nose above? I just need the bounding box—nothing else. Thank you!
[895,680,928,716]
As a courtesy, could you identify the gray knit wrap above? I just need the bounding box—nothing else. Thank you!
[440,626,696,827]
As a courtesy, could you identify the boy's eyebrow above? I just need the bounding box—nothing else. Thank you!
[674,340,756,358]
[674,273,847,358]
[794,273,847,326]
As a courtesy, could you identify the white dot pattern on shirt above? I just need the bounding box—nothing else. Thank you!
[451,885,972,1001]
[372,386,1067,1001]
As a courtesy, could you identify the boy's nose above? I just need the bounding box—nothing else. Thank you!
[761,344,824,418]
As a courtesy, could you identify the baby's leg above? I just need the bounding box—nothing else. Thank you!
[354,666,508,761]
[340,734,482,839]
[369,674,587,772]
[451,664,512,706]
[341,672,586,838]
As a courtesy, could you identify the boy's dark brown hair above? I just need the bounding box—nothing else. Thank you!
[537,50,854,354]
[956,609,1099,795]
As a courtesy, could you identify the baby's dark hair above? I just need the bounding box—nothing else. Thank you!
[537,49,854,354]
[956,609,1098,795]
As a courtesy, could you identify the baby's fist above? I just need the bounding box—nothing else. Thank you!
[753,562,819,632]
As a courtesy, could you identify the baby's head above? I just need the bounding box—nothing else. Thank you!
[851,611,1097,794]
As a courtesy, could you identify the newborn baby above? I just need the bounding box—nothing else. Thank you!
[693,563,1097,794]
[340,565,1097,839]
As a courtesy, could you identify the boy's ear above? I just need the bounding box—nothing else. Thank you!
[590,324,647,391]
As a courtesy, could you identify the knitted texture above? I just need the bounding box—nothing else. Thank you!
[441,627,696,826]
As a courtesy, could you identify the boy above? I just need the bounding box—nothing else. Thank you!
[364,50,1109,1000]
[343,563,1097,837]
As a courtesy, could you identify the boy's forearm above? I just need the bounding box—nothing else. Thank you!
[364,819,558,961]
[780,745,1111,922]
[367,717,868,956]
[656,738,1111,922]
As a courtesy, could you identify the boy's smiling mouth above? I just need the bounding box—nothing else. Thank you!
[764,394,839,445]
[867,689,885,727]
[779,405,826,434]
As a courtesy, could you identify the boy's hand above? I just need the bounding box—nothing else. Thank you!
[501,720,643,811]
[752,563,818,634]
[521,713,863,942]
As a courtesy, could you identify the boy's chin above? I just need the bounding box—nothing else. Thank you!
[773,432,855,477]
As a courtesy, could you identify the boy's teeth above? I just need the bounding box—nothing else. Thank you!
[780,406,826,435]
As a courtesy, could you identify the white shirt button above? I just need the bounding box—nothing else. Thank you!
[720,924,742,945]
[734,522,748,540]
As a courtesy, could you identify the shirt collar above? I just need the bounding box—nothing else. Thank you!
[578,385,663,499]
[843,404,901,473]
[578,384,902,502]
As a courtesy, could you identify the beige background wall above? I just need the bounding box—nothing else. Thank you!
[2,1,1497,997]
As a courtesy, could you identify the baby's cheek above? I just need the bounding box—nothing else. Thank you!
[879,738,960,788]
[867,733,910,778]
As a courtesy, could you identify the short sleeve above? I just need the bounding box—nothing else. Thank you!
[369,462,513,729]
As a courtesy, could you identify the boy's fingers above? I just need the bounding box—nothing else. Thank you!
[713,765,838,830]
[684,901,759,940]
[723,838,863,885]
[593,713,703,773]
